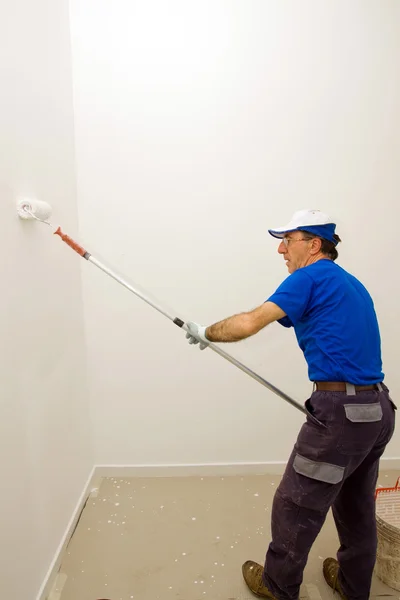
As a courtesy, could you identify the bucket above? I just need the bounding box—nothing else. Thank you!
[375,476,400,591]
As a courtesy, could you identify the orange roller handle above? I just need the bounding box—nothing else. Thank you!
[54,227,88,257]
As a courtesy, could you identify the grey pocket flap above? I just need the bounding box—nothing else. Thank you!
[293,453,345,484]
[344,403,383,423]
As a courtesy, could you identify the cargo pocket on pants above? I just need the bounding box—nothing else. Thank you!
[293,453,345,484]
[337,402,383,455]
[285,453,345,512]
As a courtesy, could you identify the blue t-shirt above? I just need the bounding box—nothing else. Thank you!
[267,259,384,384]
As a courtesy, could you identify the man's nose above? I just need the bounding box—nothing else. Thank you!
[278,240,286,254]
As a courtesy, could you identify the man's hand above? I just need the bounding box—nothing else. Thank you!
[185,321,210,350]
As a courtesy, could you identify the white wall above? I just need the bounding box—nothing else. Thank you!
[0,1,93,598]
[70,0,400,465]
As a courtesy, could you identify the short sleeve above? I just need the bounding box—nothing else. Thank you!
[266,269,314,328]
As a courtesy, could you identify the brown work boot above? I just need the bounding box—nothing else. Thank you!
[323,558,347,599]
[242,560,277,599]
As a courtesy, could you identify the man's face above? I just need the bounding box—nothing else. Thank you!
[277,232,312,273]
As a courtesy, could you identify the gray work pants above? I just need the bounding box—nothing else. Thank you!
[263,383,396,600]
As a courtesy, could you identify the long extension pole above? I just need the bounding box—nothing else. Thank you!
[23,206,306,416]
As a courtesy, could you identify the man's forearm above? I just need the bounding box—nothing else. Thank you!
[205,312,254,342]
[202,301,285,343]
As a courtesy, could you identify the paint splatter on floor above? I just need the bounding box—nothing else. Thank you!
[56,470,399,600]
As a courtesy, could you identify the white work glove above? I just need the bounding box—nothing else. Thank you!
[185,321,209,350]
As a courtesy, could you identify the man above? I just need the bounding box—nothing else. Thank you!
[185,209,396,600]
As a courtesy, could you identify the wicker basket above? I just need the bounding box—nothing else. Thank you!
[375,476,400,591]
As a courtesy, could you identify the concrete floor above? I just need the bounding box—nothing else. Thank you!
[55,469,400,600]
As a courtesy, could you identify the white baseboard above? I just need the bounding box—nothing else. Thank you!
[94,461,288,477]
[93,456,400,478]
[36,465,98,600]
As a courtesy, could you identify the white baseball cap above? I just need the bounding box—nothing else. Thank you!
[268,209,338,244]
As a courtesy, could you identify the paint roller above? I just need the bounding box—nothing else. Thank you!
[17,198,306,416]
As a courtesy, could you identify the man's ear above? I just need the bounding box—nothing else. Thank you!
[310,237,322,254]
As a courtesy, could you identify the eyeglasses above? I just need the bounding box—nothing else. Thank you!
[282,237,312,247]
